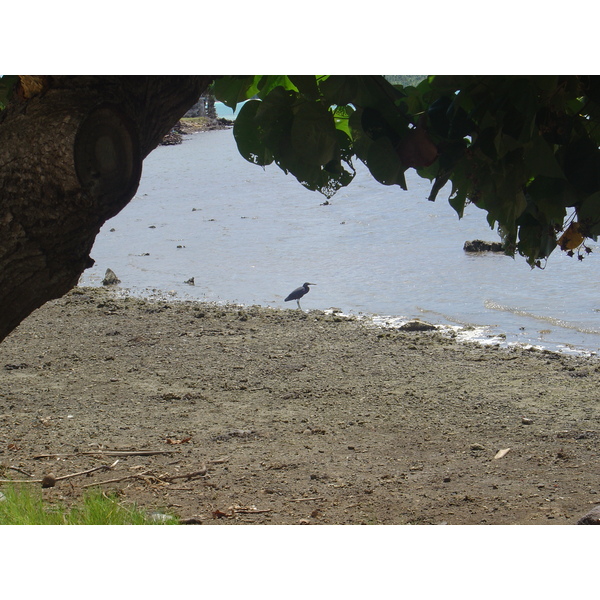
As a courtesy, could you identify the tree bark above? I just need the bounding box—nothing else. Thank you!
[0,75,213,342]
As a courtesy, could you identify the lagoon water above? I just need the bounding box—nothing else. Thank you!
[79,124,600,356]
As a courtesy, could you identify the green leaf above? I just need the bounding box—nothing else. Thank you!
[517,212,558,262]
[448,182,468,217]
[332,105,355,139]
[563,136,600,194]
[255,76,298,99]
[276,141,353,198]
[524,134,565,179]
[291,102,338,166]
[232,100,274,166]
[365,136,407,189]
[319,75,359,106]
[526,176,572,223]
[255,86,295,148]
[288,76,320,100]
[494,131,520,158]
[212,76,261,110]
[577,190,600,236]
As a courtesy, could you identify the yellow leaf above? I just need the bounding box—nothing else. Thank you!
[558,222,584,250]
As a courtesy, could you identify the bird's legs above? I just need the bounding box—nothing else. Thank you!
[297,299,302,310]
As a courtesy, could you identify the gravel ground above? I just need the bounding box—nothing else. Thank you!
[1,287,599,525]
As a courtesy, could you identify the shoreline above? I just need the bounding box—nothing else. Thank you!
[81,281,600,360]
[1,286,599,524]
[91,124,600,359]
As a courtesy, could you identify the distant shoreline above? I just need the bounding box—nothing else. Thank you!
[160,117,233,145]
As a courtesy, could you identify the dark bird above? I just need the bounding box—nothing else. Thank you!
[284,282,316,310]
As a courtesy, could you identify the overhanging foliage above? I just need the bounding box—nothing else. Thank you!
[213,75,600,267]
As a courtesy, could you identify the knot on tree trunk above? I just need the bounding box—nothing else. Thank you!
[74,104,142,215]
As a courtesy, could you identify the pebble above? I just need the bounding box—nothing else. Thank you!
[521,417,533,425]
[41,473,56,488]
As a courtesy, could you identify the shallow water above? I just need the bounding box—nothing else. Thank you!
[79,128,600,355]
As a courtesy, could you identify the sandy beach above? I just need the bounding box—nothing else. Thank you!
[1,287,599,525]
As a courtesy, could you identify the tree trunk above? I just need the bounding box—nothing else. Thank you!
[0,75,213,343]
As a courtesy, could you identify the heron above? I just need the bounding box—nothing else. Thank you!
[284,282,316,310]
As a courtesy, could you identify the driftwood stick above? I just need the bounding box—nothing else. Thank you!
[9,466,33,477]
[55,460,120,481]
[33,450,176,459]
[288,497,325,502]
[0,460,119,485]
[0,479,41,484]
[159,467,208,482]
[81,469,153,488]
[84,462,223,488]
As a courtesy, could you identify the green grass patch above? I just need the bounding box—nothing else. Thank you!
[180,116,211,125]
[0,485,178,525]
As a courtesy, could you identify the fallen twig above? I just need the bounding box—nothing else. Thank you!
[33,450,176,459]
[207,457,229,464]
[81,457,229,489]
[55,460,120,482]
[0,460,119,486]
[233,508,272,514]
[81,469,153,488]
[0,477,41,485]
[158,467,208,482]
[9,466,32,477]
[289,497,325,502]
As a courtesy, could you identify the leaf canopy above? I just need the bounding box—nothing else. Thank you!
[215,75,600,266]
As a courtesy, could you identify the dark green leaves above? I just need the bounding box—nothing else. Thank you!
[230,83,354,197]
[523,134,565,179]
[365,136,407,189]
[577,191,600,237]
[291,102,337,166]
[216,75,600,266]
[211,76,299,110]
[211,76,262,111]
[319,75,359,106]
[233,100,274,166]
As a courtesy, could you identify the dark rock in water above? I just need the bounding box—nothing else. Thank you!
[577,505,600,524]
[160,129,183,146]
[184,277,195,286]
[102,268,121,286]
[399,319,437,332]
[464,240,504,253]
